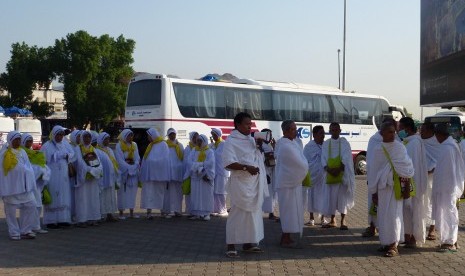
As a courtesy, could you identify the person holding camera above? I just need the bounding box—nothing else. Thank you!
[223,112,268,257]
[259,129,278,221]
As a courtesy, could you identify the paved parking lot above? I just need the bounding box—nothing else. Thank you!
[1,176,464,275]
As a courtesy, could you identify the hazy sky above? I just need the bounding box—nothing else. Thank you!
[0,0,440,119]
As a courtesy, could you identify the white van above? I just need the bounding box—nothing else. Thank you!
[0,115,14,149]
[14,117,42,149]
[424,111,465,141]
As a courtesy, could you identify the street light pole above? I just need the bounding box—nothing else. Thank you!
[337,49,341,90]
[342,0,347,92]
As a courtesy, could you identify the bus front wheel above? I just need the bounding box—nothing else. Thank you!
[354,154,367,175]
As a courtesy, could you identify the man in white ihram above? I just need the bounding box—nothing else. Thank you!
[223,112,268,258]
[275,120,308,248]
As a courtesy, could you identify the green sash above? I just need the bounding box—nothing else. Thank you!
[382,145,415,200]
[326,139,344,184]
[302,171,312,187]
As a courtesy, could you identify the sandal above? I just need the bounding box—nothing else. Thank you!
[438,244,457,253]
[242,246,264,253]
[426,232,436,241]
[362,226,377,237]
[384,247,399,257]
[225,250,239,258]
[322,223,337,228]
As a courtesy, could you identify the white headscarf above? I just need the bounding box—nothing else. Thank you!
[189,131,198,142]
[91,131,99,144]
[97,132,110,147]
[7,131,21,148]
[80,130,92,146]
[51,125,65,143]
[118,129,133,143]
[21,133,33,147]
[167,128,176,136]
[199,134,209,148]
[211,128,222,137]
[69,130,82,145]
[147,128,161,140]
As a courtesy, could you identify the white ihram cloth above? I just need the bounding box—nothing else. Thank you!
[432,136,465,245]
[74,143,103,223]
[95,147,119,215]
[261,142,277,213]
[183,144,196,213]
[423,135,440,225]
[223,130,268,244]
[140,140,170,210]
[368,140,414,246]
[0,145,37,237]
[275,138,308,234]
[211,140,230,214]
[303,140,326,214]
[366,131,382,226]
[402,135,428,244]
[41,130,75,224]
[321,137,355,215]
[189,145,215,216]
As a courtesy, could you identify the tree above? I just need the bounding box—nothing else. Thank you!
[0,43,54,107]
[29,99,54,119]
[52,30,135,128]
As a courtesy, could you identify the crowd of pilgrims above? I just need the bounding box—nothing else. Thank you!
[0,112,463,259]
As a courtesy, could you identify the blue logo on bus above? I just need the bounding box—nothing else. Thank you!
[297,127,311,139]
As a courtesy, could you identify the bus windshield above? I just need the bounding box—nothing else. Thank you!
[127,79,162,107]
[424,116,462,141]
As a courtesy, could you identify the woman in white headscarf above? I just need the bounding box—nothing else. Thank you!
[74,130,103,226]
[183,131,199,216]
[140,128,170,219]
[188,134,215,221]
[114,129,140,219]
[0,131,37,240]
[41,125,75,229]
[96,132,120,222]
[210,128,230,217]
[21,133,51,234]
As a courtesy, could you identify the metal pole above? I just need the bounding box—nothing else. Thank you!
[338,49,341,90]
[342,0,347,91]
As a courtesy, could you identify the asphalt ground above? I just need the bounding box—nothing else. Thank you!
[0,176,464,276]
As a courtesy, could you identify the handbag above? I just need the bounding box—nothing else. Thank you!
[264,152,276,167]
[182,178,191,195]
[302,171,312,187]
[382,145,415,200]
[326,140,344,184]
[42,186,52,205]
[68,163,76,177]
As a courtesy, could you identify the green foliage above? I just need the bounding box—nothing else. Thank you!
[52,31,135,128]
[29,99,54,119]
[1,30,135,128]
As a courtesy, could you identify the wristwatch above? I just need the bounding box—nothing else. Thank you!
[242,165,248,171]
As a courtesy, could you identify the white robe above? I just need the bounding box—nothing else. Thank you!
[183,145,195,213]
[432,136,465,244]
[303,140,326,214]
[189,148,215,216]
[321,137,355,215]
[41,140,75,224]
[368,140,414,246]
[402,134,428,244]
[212,141,230,195]
[275,138,308,233]
[366,131,382,226]
[75,146,103,223]
[96,148,119,214]
[261,143,277,213]
[140,141,170,210]
[423,135,440,226]
[223,130,268,244]
[0,148,37,237]
[114,141,140,210]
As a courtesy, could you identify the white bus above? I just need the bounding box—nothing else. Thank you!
[124,73,403,175]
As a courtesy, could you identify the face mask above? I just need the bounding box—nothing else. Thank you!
[398,130,408,140]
